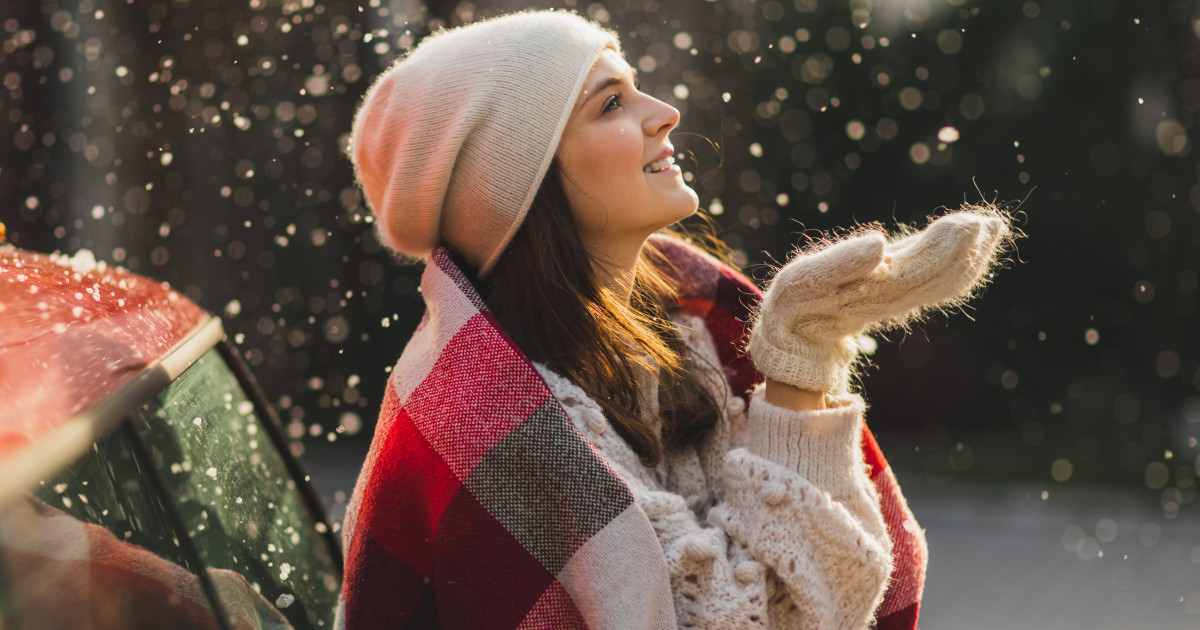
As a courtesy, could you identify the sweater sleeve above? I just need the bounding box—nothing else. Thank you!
[738,391,891,552]
[705,392,893,629]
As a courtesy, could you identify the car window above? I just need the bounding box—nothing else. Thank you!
[0,423,230,629]
[128,348,340,630]
[30,422,202,570]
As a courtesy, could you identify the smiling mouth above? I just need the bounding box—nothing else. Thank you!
[643,156,676,173]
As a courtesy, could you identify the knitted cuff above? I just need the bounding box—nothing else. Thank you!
[744,390,867,502]
[746,330,857,394]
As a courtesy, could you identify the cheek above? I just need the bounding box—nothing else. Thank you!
[561,127,643,214]
[612,127,645,166]
[581,126,642,183]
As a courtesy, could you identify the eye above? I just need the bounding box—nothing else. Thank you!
[603,91,624,113]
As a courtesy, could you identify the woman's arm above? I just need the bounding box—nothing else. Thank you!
[762,378,825,411]
[658,210,1010,628]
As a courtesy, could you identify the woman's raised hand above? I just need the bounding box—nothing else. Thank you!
[747,208,1010,395]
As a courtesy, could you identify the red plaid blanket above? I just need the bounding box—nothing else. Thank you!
[340,236,927,629]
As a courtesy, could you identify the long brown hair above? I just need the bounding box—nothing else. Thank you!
[482,159,720,466]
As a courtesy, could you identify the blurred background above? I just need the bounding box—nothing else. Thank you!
[2,0,1198,626]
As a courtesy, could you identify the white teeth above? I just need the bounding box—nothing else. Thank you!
[643,156,675,173]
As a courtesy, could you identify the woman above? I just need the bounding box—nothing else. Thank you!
[340,10,1008,630]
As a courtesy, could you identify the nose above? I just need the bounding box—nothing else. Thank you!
[642,94,680,138]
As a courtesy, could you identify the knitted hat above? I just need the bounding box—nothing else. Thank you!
[351,11,619,275]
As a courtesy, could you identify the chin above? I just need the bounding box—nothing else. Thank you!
[669,189,700,221]
[646,194,695,225]
[674,201,700,223]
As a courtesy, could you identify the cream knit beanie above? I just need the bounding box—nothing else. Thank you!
[351,11,619,275]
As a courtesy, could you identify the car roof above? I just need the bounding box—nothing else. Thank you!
[0,245,211,466]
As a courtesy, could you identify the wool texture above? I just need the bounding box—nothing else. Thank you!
[350,11,617,275]
[336,235,928,628]
[538,317,894,629]
[748,209,1009,394]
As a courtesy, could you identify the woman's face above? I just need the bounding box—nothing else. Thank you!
[556,48,699,265]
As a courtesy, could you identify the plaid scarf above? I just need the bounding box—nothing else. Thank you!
[340,236,926,629]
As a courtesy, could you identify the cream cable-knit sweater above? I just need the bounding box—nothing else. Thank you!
[534,312,893,629]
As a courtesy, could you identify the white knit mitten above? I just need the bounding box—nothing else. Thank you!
[747,209,1009,393]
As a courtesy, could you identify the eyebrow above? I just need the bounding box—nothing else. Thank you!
[576,68,639,112]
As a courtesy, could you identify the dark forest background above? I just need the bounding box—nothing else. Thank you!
[2,0,1198,515]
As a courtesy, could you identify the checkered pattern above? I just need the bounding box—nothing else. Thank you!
[339,236,925,628]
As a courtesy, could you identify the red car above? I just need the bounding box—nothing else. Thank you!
[0,243,342,629]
